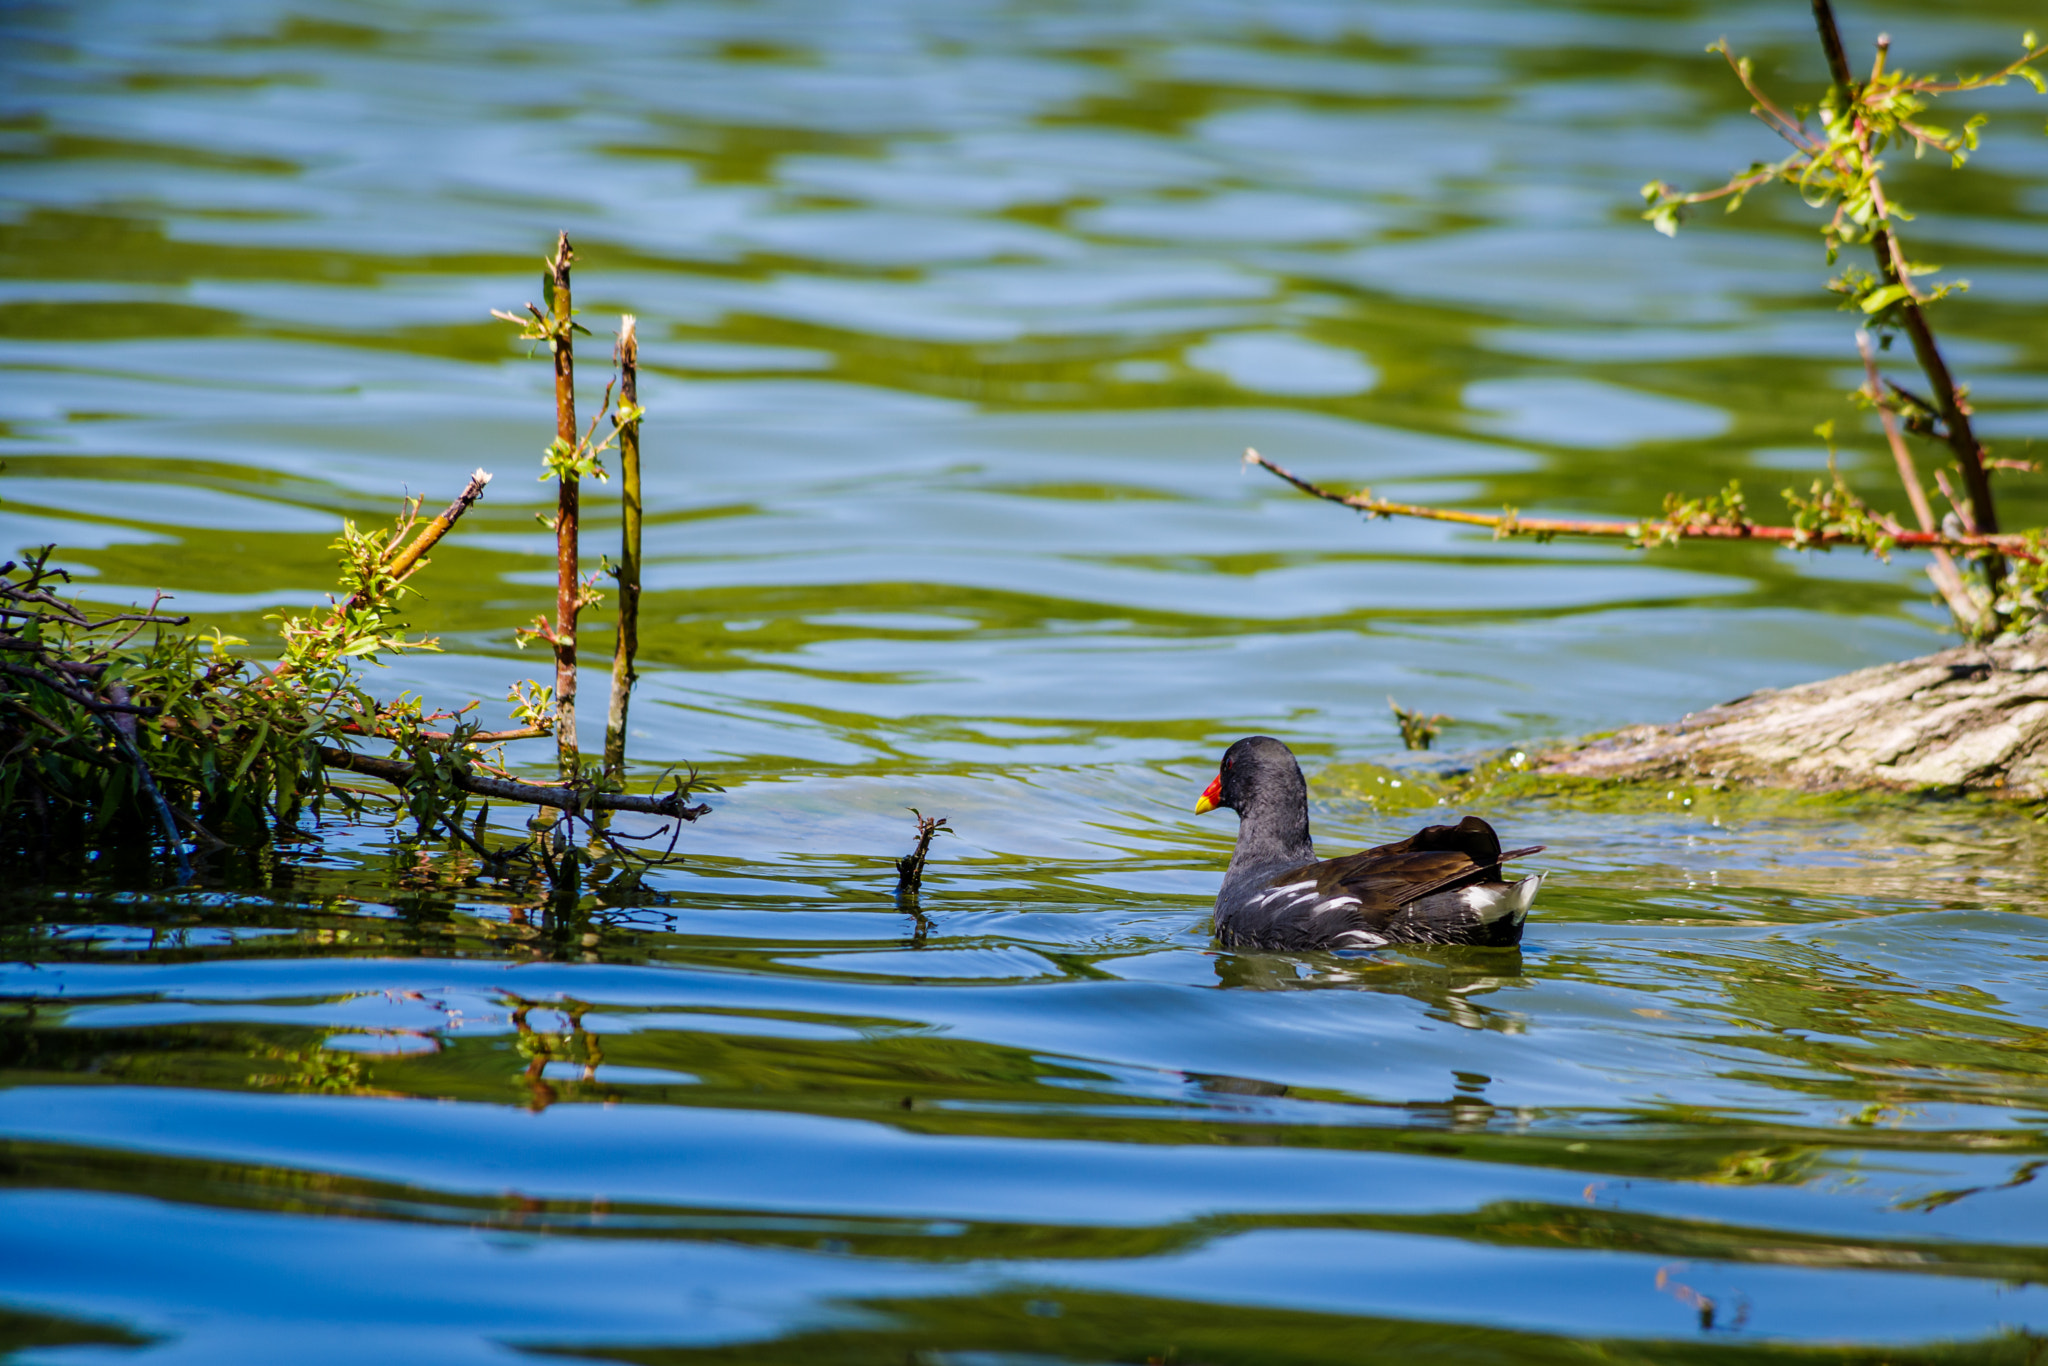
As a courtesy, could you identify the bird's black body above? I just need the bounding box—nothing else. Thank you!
[1197,736,1544,950]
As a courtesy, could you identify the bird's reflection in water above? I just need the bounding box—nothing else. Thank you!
[1186,1072,1292,1099]
[1211,947,1527,1033]
[1198,949,1529,1130]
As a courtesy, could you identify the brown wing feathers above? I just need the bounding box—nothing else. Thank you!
[1281,817,1545,915]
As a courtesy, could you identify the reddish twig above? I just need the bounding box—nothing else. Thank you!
[1246,450,2035,558]
[549,233,581,781]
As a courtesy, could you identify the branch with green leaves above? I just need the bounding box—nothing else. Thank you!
[1640,27,2046,265]
[5,236,704,883]
[1639,1,2047,634]
[1246,448,2037,561]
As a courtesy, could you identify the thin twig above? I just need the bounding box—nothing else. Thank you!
[0,660,161,714]
[80,611,192,630]
[604,314,642,784]
[1882,377,1942,434]
[1723,44,1820,151]
[169,804,232,854]
[1857,330,1981,630]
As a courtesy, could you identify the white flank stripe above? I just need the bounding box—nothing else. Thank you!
[1252,879,1316,907]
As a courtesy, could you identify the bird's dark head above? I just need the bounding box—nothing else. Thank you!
[1195,735,1304,817]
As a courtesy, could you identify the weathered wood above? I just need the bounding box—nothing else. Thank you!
[1533,636,2048,799]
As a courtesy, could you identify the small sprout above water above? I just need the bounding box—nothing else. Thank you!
[1390,696,1449,751]
[895,807,953,902]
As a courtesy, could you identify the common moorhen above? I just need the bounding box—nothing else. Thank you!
[1194,735,1545,950]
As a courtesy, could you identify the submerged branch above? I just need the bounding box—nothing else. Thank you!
[101,715,193,885]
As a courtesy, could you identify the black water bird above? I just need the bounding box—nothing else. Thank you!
[1194,735,1544,950]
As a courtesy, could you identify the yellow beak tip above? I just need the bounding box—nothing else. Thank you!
[1194,795,1218,815]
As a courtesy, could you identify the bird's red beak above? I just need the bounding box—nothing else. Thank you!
[1194,774,1222,815]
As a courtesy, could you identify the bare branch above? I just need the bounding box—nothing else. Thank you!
[1857,331,1982,629]
[0,660,162,715]
[316,744,709,819]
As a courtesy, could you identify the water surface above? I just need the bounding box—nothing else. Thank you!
[6,0,2048,1361]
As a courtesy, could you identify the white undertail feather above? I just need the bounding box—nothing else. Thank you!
[1459,872,1546,924]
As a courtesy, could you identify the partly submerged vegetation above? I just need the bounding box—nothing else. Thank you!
[0,238,704,885]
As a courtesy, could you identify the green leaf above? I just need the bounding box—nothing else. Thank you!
[230,719,271,785]
[540,270,556,319]
[1860,283,1911,313]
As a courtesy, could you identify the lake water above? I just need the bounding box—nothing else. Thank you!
[7,1,2048,1361]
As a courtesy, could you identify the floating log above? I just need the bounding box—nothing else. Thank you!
[1533,635,2048,799]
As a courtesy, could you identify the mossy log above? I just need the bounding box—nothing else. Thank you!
[1533,635,2048,800]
